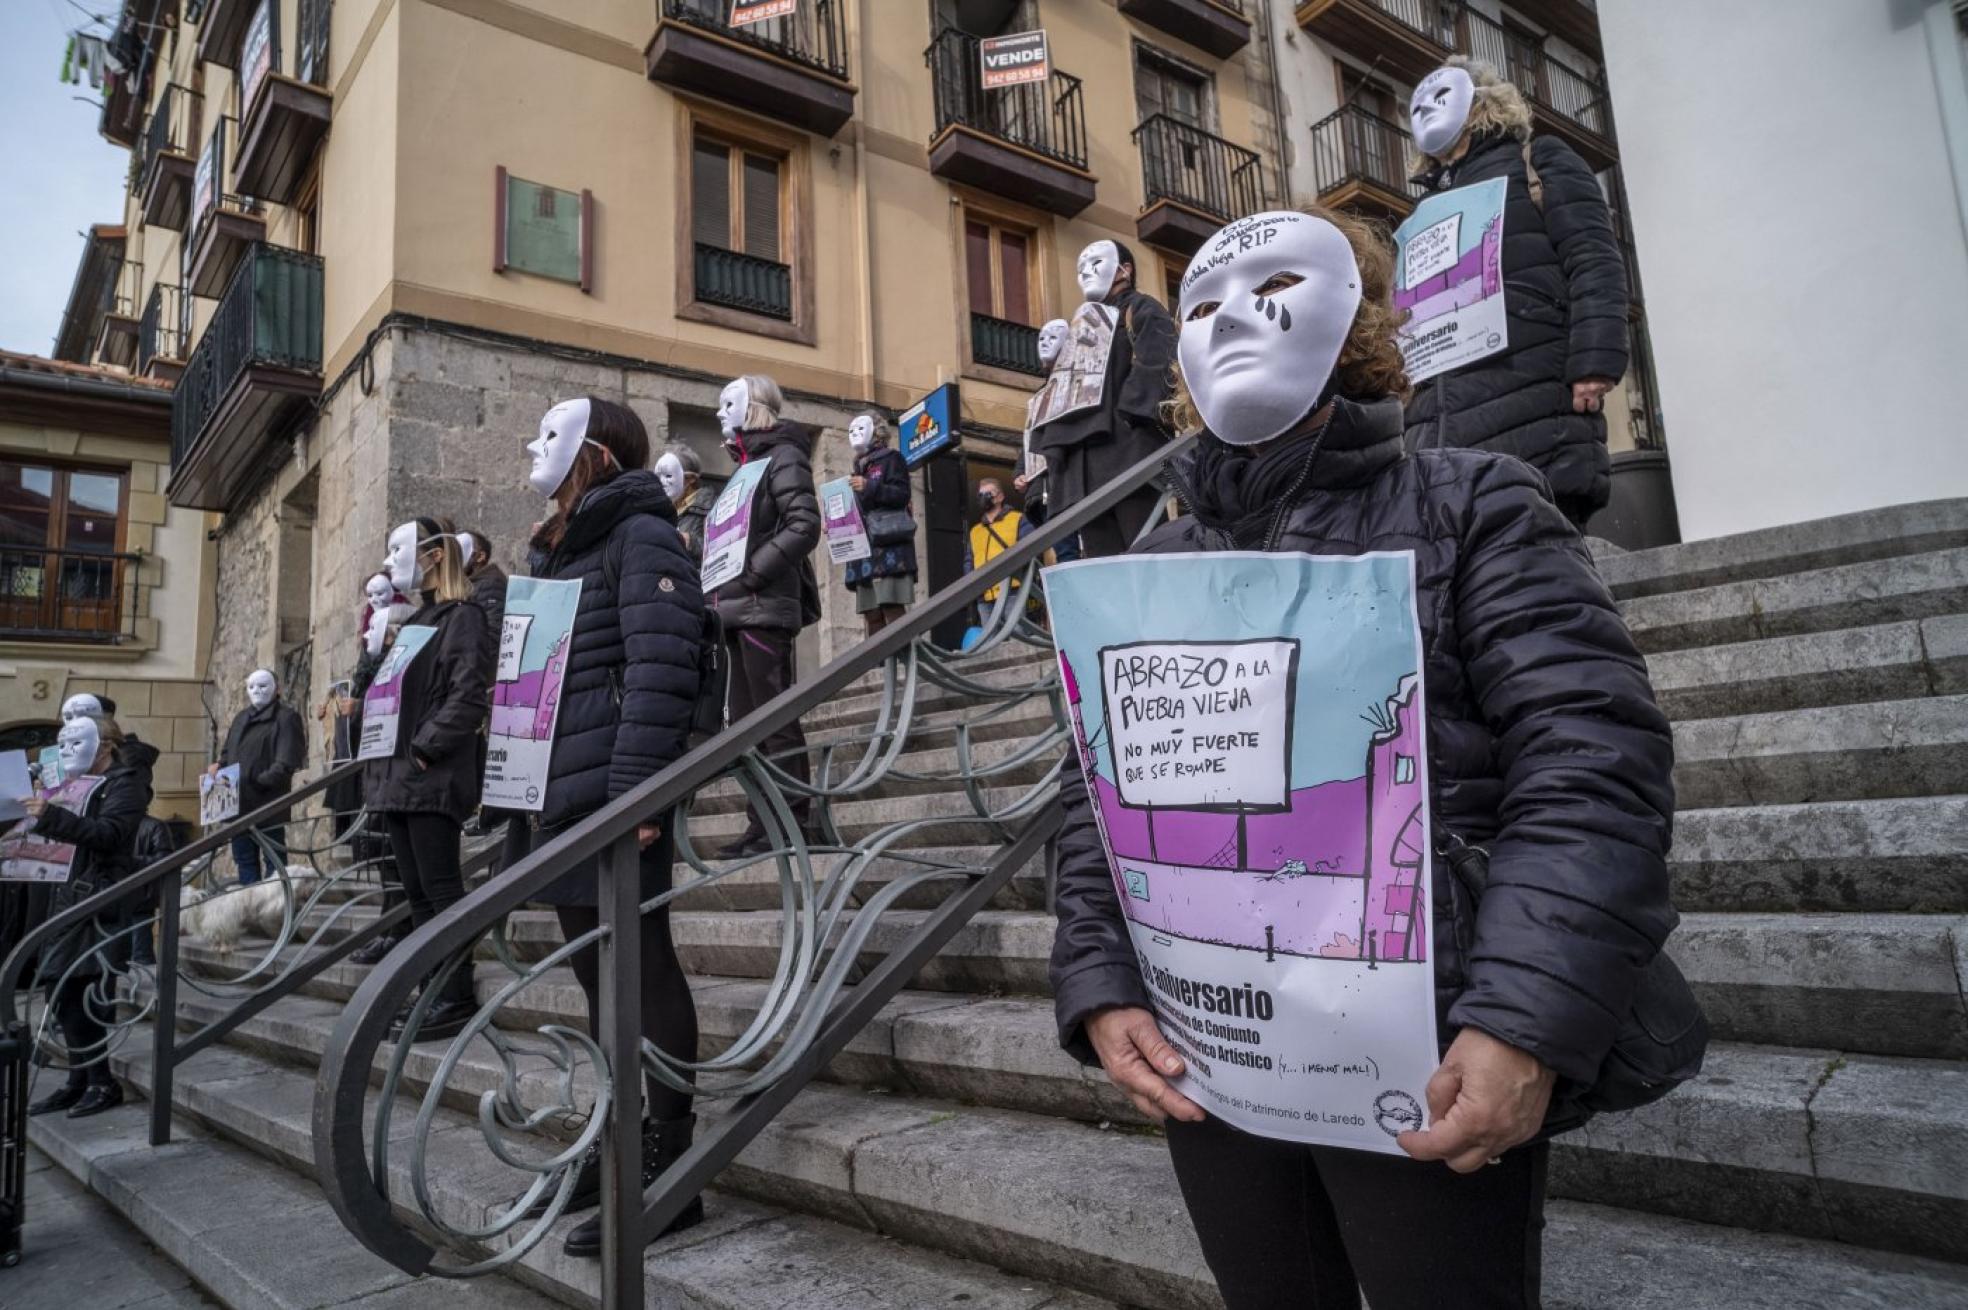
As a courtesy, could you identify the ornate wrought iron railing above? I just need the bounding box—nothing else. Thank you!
[692,243,792,320]
[926,27,1088,172]
[0,549,142,643]
[661,0,847,81]
[171,243,324,469]
[1133,113,1266,222]
[971,312,1044,375]
[138,282,187,372]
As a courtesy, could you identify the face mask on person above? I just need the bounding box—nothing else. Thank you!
[1409,66,1475,157]
[1076,241,1123,302]
[246,669,276,711]
[457,534,476,570]
[1036,318,1070,368]
[655,451,685,501]
[384,522,422,593]
[848,416,876,452]
[717,379,751,438]
[59,693,102,723]
[57,718,99,778]
[526,398,594,497]
[364,575,394,611]
[977,488,1000,511]
[1177,210,1361,447]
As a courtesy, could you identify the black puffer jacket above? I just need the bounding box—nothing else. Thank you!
[1031,288,1177,500]
[354,597,490,822]
[467,561,509,684]
[712,422,821,634]
[34,737,156,981]
[220,700,305,817]
[843,444,916,586]
[529,469,703,903]
[1403,131,1630,517]
[1048,397,1677,1117]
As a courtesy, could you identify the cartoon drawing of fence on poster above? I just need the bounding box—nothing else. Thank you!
[1392,176,1508,385]
[1046,550,1438,1153]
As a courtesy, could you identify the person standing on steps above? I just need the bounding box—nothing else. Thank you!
[518,396,708,1256]
[1049,207,1688,1309]
[1403,58,1630,530]
[351,519,491,1043]
[707,374,822,860]
[22,713,154,1120]
[1029,240,1177,558]
[657,445,709,565]
[212,669,305,886]
[963,478,1029,628]
[842,414,916,636]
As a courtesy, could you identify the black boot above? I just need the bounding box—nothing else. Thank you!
[564,1115,704,1257]
[67,1082,124,1119]
[514,1139,599,1219]
[349,933,402,966]
[28,1080,86,1116]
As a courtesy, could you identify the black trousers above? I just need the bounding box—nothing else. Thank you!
[1074,486,1163,559]
[1165,1114,1547,1310]
[382,812,473,1004]
[51,975,114,1088]
[726,628,810,833]
[552,827,697,1123]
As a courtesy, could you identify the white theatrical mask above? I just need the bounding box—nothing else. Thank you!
[1076,240,1122,303]
[1036,318,1070,368]
[1409,66,1475,158]
[384,522,421,594]
[246,669,276,711]
[716,379,751,438]
[655,451,685,501]
[60,693,103,723]
[1177,210,1362,447]
[848,415,876,452]
[57,717,99,779]
[526,398,593,497]
[364,609,390,658]
[363,574,394,611]
[457,534,475,570]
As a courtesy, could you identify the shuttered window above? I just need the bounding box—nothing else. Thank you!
[692,133,784,262]
[963,213,1038,324]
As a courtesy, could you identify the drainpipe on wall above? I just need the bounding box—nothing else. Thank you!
[1259,0,1294,203]
[852,0,879,404]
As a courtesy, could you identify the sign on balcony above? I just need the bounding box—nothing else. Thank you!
[980,30,1049,89]
[240,0,276,113]
[899,382,961,467]
[730,0,797,25]
[192,124,220,235]
[494,167,593,293]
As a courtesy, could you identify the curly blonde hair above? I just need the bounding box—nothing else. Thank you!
[1165,205,1412,435]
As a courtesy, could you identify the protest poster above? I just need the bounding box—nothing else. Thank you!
[0,776,105,883]
[483,577,581,811]
[819,477,871,564]
[357,625,440,762]
[1021,394,1049,479]
[1028,301,1116,429]
[1391,177,1508,384]
[200,764,242,827]
[979,30,1049,89]
[1044,551,1438,1154]
[700,458,773,592]
[36,745,62,790]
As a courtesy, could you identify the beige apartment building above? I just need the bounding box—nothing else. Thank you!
[54,0,1661,747]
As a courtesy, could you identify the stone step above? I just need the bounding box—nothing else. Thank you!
[691,730,1065,817]
[1671,795,1968,913]
[1620,546,1968,654]
[1645,615,1968,719]
[79,1041,1116,1310]
[1596,497,1968,601]
[804,662,1057,737]
[107,1022,1968,1297]
[1673,694,1968,809]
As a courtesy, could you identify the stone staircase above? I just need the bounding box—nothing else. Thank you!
[30,498,1968,1309]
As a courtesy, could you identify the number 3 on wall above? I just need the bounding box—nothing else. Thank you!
[30,680,49,702]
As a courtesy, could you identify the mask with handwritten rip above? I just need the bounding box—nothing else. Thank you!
[1409,66,1475,158]
[1177,211,1361,448]
[57,718,99,778]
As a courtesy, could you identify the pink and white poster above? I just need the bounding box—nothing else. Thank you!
[483,576,580,811]
[0,776,106,883]
[1044,551,1438,1153]
[1392,177,1508,385]
[819,476,871,565]
[357,624,439,762]
[700,458,772,593]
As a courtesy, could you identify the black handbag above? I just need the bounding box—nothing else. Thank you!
[1438,835,1708,1117]
[864,508,916,547]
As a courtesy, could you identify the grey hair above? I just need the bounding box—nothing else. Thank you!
[665,444,702,477]
[738,374,784,431]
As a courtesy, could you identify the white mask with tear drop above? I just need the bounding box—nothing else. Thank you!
[1076,241,1122,303]
[1409,66,1475,158]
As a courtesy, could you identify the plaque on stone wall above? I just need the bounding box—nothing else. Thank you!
[494,166,593,292]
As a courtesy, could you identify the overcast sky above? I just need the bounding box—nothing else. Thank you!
[0,2,137,356]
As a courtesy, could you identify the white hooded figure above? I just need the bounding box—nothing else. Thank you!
[526,398,594,498]
[1409,66,1475,159]
[246,669,278,711]
[1036,318,1070,369]
[59,693,103,723]
[1177,210,1362,447]
[56,716,101,780]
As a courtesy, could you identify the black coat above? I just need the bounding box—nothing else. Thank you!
[1032,288,1177,503]
[33,739,156,982]
[467,562,509,684]
[843,444,916,587]
[354,597,490,823]
[531,469,704,905]
[1402,132,1630,516]
[675,496,709,566]
[1048,397,1677,1122]
[220,700,305,818]
[712,423,822,634]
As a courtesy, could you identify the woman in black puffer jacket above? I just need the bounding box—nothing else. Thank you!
[1049,206,1680,1310]
[24,714,154,1120]
[1402,57,1629,527]
[520,396,705,1257]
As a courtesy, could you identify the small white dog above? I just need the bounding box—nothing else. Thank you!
[179,866,321,953]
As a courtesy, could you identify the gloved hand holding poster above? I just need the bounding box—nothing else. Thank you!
[1045,551,1438,1154]
[1392,177,1508,384]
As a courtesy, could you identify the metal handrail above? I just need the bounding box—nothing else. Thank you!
[925,27,1088,172]
[1308,104,1426,205]
[1132,113,1267,222]
[661,0,848,81]
[311,433,1194,1299]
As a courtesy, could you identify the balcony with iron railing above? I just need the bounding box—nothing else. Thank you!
[186,116,269,298]
[0,548,142,644]
[970,312,1045,376]
[926,28,1094,218]
[140,84,203,231]
[646,0,854,135]
[693,243,793,321]
[168,243,323,510]
[1117,0,1253,58]
[1307,104,1426,219]
[1132,113,1266,256]
[234,0,334,204]
[1295,0,1616,170]
[138,281,188,380]
[96,259,144,370]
